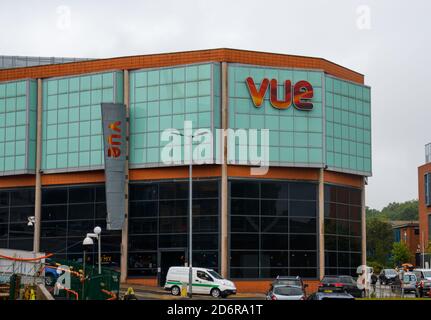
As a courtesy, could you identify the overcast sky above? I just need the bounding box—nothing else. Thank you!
[1,0,430,210]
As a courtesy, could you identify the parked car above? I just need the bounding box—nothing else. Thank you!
[401,272,417,294]
[379,269,398,285]
[307,292,355,300]
[266,285,305,300]
[164,267,236,298]
[270,276,308,293]
[413,269,431,297]
[318,275,365,298]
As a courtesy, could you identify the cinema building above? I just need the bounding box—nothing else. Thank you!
[0,49,371,291]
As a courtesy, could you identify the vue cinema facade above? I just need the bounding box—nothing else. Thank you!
[0,49,371,290]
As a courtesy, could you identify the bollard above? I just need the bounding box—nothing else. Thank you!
[181,283,187,297]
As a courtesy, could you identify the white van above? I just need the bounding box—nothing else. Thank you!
[164,267,236,298]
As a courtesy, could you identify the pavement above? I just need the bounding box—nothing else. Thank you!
[120,284,266,300]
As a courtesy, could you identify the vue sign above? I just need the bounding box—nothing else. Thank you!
[107,121,122,158]
[246,77,314,111]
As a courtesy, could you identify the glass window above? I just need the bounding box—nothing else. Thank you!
[289,201,316,217]
[289,183,316,200]
[231,216,259,233]
[69,187,95,203]
[130,184,158,201]
[261,182,288,199]
[231,251,259,267]
[229,180,318,279]
[231,199,259,216]
[261,200,288,216]
[231,234,259,250]
[230,181,259,198]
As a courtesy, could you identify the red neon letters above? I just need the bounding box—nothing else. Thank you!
[107,121,122,158]
[246,77,314,111]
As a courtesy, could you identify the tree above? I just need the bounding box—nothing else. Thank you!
[390,242,413,267]
[366,200,418,221]
[366,217,393,266]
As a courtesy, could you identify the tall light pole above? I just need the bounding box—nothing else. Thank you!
[171,130,208,299]
[83,226,102,275]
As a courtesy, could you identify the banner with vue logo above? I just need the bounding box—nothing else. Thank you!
[101,103,126,230]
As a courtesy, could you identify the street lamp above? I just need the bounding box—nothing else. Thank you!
[171,130,208,299]
[83,226,102,274]
[27,216,35,227]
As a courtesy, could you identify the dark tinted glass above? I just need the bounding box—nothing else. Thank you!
[231,234,259,249]
[67,220,95,236]
[159,200,187,217]
[231,216,259,232]
[159,182,188,199]
[159,234,187,248]
[129,218,158,234]
[10,189,34,206]
[261,200,288,216]
[8,238,32,251]
[260,251,289,267]
[130,184,158,201]
[230,199,259,215]
[128,252,157,269]
[289,217,316,234]
[95,186,106,202]
[0,208,8,224]
[129,235,157,251]
[42,188,67,204]
[193,252,218,268]
[10,205,34,222]
[289,235,316,250]
[290,201,316,217]
[349,189,361,206]
[42,205,67,221]
[261,182,288,199]
[192,234,218,250]
[230,181,259,198]
[289,183,316,200]
[290,251,316,267]
[262,234,288,250]
[230,251,258,267]
[193,180,218,198]
[9,223,33,238]
[193,216,218,233]
[69,187,94,203]
[0,191,9,206]
[261,217,289,233]
[159,217,187,233]
[68,204,94,220]
[41,221,67,237]
[129,201,157,218]
[0,224,8,238]
[193,199,218,216]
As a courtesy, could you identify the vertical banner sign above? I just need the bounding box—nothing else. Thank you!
[101,103,126,230]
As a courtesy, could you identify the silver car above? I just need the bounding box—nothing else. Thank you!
[266,285,305,300]
[402,272,418,293]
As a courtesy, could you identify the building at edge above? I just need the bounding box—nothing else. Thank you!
[419,143,431,267]
[0,49,372,291]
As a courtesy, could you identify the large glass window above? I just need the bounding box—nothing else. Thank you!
[229,180,318,279]
[324,184,362,276]
[0,188,34,250]
[128,179,220,277]
[425,173,431,206]
[40,184,121,267]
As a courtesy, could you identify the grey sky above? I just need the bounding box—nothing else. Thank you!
[1,0,430,210]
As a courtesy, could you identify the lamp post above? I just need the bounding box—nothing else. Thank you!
[83,226,102,275]
[171,130,208,299]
